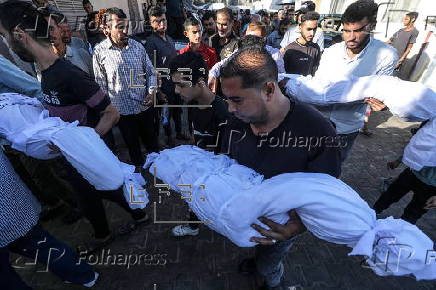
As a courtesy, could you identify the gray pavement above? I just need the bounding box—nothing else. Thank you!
[14,110,436,290]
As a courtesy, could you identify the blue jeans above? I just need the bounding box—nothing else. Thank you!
[0,224,94,289]
[339,132,359,163]
[255,236,297,287]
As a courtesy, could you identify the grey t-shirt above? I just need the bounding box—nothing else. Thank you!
[390,28,419,56]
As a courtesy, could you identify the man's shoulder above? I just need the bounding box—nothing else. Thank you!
[291,100,336,134]
[93,38,110,53]
[369,38,398,58]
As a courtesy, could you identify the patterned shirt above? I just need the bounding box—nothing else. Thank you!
[0,149,40,247]
[93,38,157,115]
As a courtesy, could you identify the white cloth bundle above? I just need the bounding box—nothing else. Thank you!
[281,74,436,122]
[146,145,436,280]
[403,118,436,171]
[0,93,148,208]
[281,74,436,171]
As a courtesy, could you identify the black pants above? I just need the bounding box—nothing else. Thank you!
[55,158,145,238]
[373,168,436,224]
[118,109,158,166]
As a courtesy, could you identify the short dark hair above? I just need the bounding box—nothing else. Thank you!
[301,11,320,23]
[0,0,51,44]
[216,7,234,22]
[237,35,265,49]
[104,7,127,25]
[341,0,378,24]
[169,51,208,86]
[148,5,165,19]
[220,47,278,89]
[406,12,419,20]
[83,0,91,5]
[202,10,215,22]
[184,16,201,31]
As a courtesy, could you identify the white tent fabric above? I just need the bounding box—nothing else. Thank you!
[280,74,436,171]
[0,93,148,209]
[145,145,436,280]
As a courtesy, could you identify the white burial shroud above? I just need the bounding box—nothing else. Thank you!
[145,145,436,280]
[281,74,436,171]
[0,93,148,209]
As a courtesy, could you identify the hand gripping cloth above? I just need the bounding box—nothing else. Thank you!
[280,74,436,171]
[146,145,436,280]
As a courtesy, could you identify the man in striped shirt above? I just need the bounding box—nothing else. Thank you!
[93,7,159,169]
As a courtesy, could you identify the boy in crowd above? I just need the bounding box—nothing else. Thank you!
[179,17,218,69]
[168,51,231,237]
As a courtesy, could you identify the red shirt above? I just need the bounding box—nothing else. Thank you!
[178,42,219,69]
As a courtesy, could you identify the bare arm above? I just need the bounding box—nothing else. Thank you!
[94,104,120,136]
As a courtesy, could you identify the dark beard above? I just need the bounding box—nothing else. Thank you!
[10,38,35,62]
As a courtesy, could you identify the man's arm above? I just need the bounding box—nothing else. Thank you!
[143,49,158,106]
[94,103,120,136]
[398,43,414,64]
[0,56,43,99]
[92,50,108,92]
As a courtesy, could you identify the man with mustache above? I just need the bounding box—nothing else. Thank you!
[282,11,321,76]
[93,8,159,169]
[313,0,398,163]
[209,7,239,60]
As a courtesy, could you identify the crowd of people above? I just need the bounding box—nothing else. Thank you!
[0,0,435,289]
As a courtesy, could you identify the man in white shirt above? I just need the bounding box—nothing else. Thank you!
[312,0,398,162]
[280,1,325,52]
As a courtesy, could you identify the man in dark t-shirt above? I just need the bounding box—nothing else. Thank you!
[387,12,419,73]
[219,47,341,289]
[0,3,148,252]
[168,51,232,237]
[283,11,321,76]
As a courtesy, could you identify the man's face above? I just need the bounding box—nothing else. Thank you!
[261,15,270,25]
[172,72,203,102]
[185,25,202,44]
[300,20,317,42]
[216,14,232,38]
[403,16,412,26]
[202,17,216,36]
[107,14,129,47]
[245,27,263,38]
[58,22,72,44]
[342,18,371,50]
[279,23,289,36]
[150,14,167,34]
[221,76,268,124]
[47,17,62,46]
[83,3,93,14]
[0,22,35,62]
[278,10,285,20]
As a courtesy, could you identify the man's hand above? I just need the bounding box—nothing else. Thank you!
[143,94,153,106]
[424,196,436,210]
[250,209,306,246]
[364,97,387,112]
[48,143,61,155]
[387,159,401,170]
